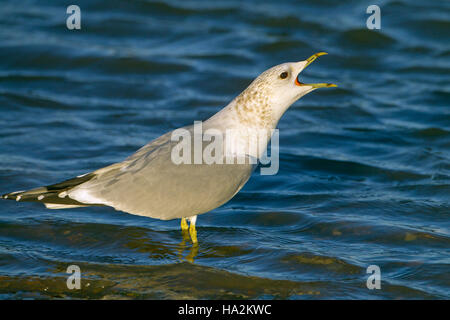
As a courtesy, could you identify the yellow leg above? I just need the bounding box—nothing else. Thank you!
[188,215,198,244]
[189,224,198,244]
[180,218,189,231]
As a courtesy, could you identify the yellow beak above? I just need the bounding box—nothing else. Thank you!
[295,52,337,88]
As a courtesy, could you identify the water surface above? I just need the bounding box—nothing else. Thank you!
[0,0,449,299]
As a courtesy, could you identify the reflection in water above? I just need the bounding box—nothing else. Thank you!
[120,226,200,263]
[178,229,199,263]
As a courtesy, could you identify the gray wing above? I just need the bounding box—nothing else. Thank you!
[68,127,256,220]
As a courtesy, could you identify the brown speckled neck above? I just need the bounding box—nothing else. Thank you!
[231,77,274,129]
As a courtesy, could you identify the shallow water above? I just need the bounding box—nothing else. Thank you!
[0,0,449,299]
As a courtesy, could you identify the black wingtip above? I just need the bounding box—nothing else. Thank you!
[1,191,24,201]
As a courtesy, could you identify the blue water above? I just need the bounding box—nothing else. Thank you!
[0,0,449,299]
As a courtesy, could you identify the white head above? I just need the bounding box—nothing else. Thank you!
[232,52,337,129]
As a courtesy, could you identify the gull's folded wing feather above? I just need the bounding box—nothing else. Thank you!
[68,127,256,220]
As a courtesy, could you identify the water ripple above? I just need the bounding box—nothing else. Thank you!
[0,0,448,299]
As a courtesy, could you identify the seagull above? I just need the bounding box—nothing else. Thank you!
[2,52,336,244]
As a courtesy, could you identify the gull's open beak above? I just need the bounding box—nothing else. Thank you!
[295,52,337,88]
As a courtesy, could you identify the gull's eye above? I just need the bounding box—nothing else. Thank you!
[279,71,289,79]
